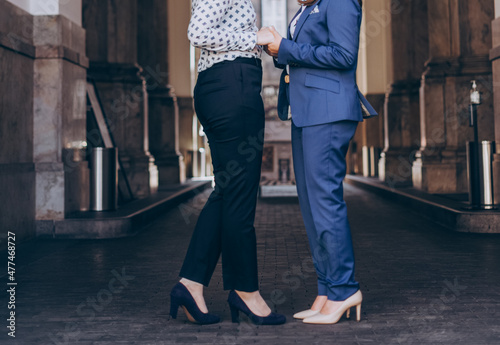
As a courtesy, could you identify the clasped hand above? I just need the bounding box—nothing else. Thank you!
[256,26,282,57]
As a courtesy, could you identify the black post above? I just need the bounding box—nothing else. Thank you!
[469,104,481,208]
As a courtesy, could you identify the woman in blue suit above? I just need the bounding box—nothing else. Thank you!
[265,0,375,324]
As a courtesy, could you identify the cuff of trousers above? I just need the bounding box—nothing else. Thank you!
[223,275,259,293]
[318,278,360,301]
[326,285,360,302]
[318,281,328,296]
[179,271,210,288]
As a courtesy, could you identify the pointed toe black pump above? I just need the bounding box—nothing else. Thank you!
[170,283,221,325]
[227,290,286,325]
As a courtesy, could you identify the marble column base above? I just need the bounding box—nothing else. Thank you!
[155,154,186,186]
[384,80,421,149]
[378,149,415,187]
[120,153,158,199]
[148,87,186,185]
[379,80,421,186]
[412,154,468,194]
[35,163,65,220]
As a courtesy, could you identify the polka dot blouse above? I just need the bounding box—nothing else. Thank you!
[188,0,262,72]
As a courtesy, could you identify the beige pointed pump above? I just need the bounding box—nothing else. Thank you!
[302,290,362,325]
[293,309,320,320]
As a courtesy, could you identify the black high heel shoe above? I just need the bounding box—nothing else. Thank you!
[227,290,286,325]
[170,283,220,325]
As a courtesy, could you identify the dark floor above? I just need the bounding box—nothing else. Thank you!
[2,184,500,345]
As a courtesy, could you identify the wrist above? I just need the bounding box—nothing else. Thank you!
[256,31,262,45]
[277,38,291,65]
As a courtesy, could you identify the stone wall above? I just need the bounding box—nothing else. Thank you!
[491,1,500,204]
[0,0,89,242]
[413,0,495,193]
[33,14,88,224]
[0,1,36,243]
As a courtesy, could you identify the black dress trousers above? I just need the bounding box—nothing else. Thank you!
[179,58,265,292]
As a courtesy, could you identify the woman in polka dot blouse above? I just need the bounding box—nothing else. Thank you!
[169,0,286,326]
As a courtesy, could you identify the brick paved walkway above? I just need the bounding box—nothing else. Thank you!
[2,184,500,344]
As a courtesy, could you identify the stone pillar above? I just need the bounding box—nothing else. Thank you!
[33,13,89,222]
[168,0,198,179]
[491,0,500,204]
[83,0,158,198]
[378,0,428,187]
[413,0,495,193]
[1,0,88,239]
[0,1,37,241]
[138,0,185,186]
[30,6,90,238]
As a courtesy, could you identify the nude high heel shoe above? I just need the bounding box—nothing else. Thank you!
[303,290,362,324]
[293,309,320,320]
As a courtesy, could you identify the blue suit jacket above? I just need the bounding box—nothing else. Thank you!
[276,0,377,127]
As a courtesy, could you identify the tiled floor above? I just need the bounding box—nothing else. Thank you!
[1,184,500,344]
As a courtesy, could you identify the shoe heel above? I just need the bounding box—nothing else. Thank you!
[170,298,179,319]
[346,308,351,319]
[230,305,240,323]
[355,303,361,322]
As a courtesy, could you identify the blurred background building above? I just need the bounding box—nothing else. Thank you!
[1,0,500,243]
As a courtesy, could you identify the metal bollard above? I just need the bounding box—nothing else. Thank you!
[467,141,496,209]
[90,147,118,211]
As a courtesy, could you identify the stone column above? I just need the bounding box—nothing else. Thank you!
[412,0,495,193]
[491,0,500,203]
[378,0,428,187]
[168,0,199,179]
[0,1,37,241]
[32,6,89,230]
[1,0,88,238]
[138,0,185,186]
[83,0,158,198]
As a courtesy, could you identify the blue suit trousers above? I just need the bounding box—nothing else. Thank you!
[292,120,360,301]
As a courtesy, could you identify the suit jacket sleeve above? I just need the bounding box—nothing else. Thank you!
[277,0,361,70]
[273,57,286,70]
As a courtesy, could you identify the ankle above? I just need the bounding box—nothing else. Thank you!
[180,278,202,287]
[232,290,271,317]
[180,279,203,294]
[310,295,327,310]
[235,290,259,301]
